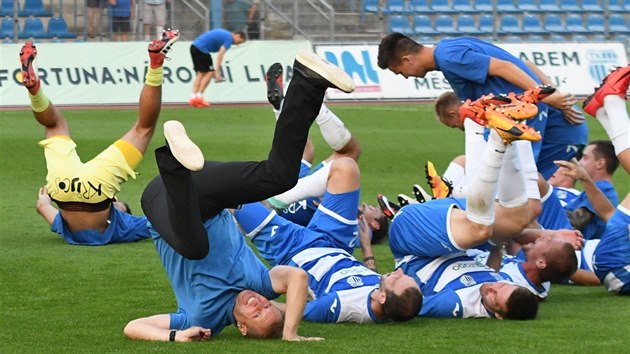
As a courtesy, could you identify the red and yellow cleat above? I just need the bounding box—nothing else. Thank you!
[583,65,630,116]
[485,108,542,144]
[425,161,453,199]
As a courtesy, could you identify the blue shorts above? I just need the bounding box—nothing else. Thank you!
[593,207,630,294]
[388,201,464,260]
[234,189,360,266]
[536,143,585,179]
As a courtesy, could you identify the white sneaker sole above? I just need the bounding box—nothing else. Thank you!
[163,120,204,171]
[413,184,432,202]
[160,33,180,55]
[295,49,355,93]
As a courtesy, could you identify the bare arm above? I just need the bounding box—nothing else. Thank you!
[487,58,539,90]
[524,60,552,86]
[569,269,601,286]
[513,228,584,250]
[555,159,616,222]
[358,215,377,272]
[214,46,227,81]
[486,244,504,272]
[36,186,58,226]
[269,266,323,341]
[123,314,211,342]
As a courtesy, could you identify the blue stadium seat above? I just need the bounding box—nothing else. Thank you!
[452,0,475,13]
[528,34,545,42]
[581,0,603,12]
[517,0,541,12]
[609,14,630,34]
[362,0,381,13]
[496,0,519,13]
[413,15,437,35]
[590,34,606,41]
[558,0,584,12]
[479,14,494,35]
[607,0,622,11]
[383,0,410,14]
[434,15,459,35]
[1,0,14,17]
[565,14,589,34]
[409,0,431,13]
[585,14,605,33]
[543,14,567,34]
[20,16,48,38]
[503,35,523,43]
[415,35,437,44]
[571,34,589,42]
[539,0,562,12]
[498,14,524,35]
[624,0,630,11]
[474,0,493,11]
[431,0,455,13]
[47,16,76,39]
[613,34,629,44]
[522,15,546,34]
[457,15,483,35]
[549,34,567,42]
[18,0,53,17]
[389,15,413,35]
[0,16,16,38]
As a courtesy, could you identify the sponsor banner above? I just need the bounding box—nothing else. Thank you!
[0,40,311,106]
[315,42,628,100]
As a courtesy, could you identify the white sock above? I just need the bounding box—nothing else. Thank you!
[443,161,465,187]
[464,119,487,180]
[497,144,528,208]
[513,140,541,200]
[273,161,332,204]
[316,103,351,151]
[600,95,630,155]
[466,130,506,226]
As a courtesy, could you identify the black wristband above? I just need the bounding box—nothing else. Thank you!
[169,330,176,342]
[364,256,375,262]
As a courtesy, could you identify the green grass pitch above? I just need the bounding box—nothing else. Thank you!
[1,103,629,353]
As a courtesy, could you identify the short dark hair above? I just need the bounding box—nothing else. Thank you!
[504,287,539,320]
[435,91,461,120]
[541,241,578,282]
[377,32,422,69]
[371,216,390,244]
[246,313,284,339]
[122,201,132,214]
[234,30,247,40]
[589,140,619,175]
[383,286,423,322]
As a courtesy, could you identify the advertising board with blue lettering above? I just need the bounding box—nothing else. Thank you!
[315,42,628,100]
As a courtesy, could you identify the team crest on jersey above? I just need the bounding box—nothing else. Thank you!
[346,276,364,288]
[460,275,476,287]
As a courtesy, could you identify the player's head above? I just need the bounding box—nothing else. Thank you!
[377,33,427,78]
[233,290,284,339]
[548,166,576,188]
[359,203,390,244]
[112,200,131,214]
[580,140,619,177]
[435,91,464,130]
[233,30,247,44]
[379,268,422,322]
[480,282,538,320]
[523,234,578,282]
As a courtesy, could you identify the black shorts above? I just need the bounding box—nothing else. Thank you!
[87,0,108,8]
[112,16,131,33]
[190,45,214,73]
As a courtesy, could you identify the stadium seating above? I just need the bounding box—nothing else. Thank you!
[571,34,589,42]
[609,14,630,34]
[20,16,47,38]
[565,14,589,34]
[522,14,546,34]
[559,0,584,12]
[452,0,476,13]
[590,34,606,41]
[457,14,483,35]
[434,15,459,35]
[543,14,567,34]
[383,0,410,14]
[499,14,525,35]
[581,0,604,12]
[585,14,605,33]
[478,14,494,35]
[0,16,16,38]
[389,15,413,35]
[413,14,438,35]
[496,0,520,13]
[528,34,545,42]
[607,0,623,11]
[539,0,563,12]
[474,0,493,11]
[431,0,456,13]
[549,34,567,42]
[409,0,432,13]
[363,0,380,13]
[517,0,542,12]
[0,0,13,17]
[18,0,52,17]
[47,16,76,39]
[613,34,629,44]
[503,35,523,43]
